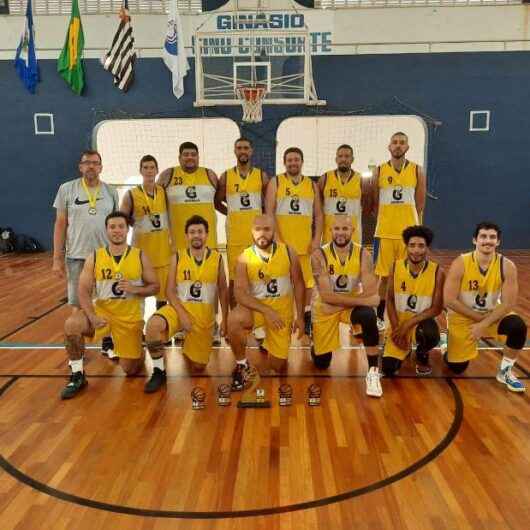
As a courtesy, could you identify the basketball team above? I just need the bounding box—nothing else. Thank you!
[52,133,527,400]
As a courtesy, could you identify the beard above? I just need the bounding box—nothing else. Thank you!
[110,236,127,246]
[191,239,204,249]
[332,236,351,248]
[408,254,426,264]
[237,154,249,164]
[254,235,273,250]
[337,165,351,173]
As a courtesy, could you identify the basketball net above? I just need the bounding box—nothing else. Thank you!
[236,85,267,123]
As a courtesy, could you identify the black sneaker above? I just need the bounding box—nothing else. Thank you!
[231,363,249,391]
[101,336,118,361]
[144,368,167,393]
[416,353,432,376]
[61,371,87,400]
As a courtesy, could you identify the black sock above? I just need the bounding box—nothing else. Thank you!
[367,355,379,368]
[376,300,386,320]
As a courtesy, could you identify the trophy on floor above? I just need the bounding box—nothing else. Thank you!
[307,383,321,406]
[191,387,206,410]
[279,383,293,406]
[237,366,271,408]
[217,384,231,406]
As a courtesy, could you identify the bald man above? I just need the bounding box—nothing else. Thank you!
[227,215,305,390]
[311,216,382,397]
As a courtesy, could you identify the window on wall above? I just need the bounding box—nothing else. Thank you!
[7,0,202,15]
[93,117,240,245]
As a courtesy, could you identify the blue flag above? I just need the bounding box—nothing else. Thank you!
[14,0,40,94]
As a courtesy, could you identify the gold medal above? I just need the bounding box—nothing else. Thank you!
[256,243,276,284]
[140,185,157,217]
[81,178,101,215]
[189,248,208,282]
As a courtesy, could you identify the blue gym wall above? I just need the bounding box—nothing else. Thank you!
[1,52,529,250]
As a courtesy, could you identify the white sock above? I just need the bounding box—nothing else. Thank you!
[304,305,311,313]
[69,359,83,373]
[500,356,516,372]
[236,358,248,367]
[152,357,165,371]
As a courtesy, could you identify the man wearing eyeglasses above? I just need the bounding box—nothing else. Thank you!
[52,150,119,357]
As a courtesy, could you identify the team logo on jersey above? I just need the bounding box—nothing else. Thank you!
[240,192,251,208]
[150,213,161,229]
[111,281,125,298]
[388,176,393,184]
[185,186,197,200]
[336,199,347,213]
[474,292,488,309]
[335,274,349,291]
[406,294,418,311]
[290,196,300,213]
[392,186,403,202]
[266,278,279,296]
[190,281,203,299]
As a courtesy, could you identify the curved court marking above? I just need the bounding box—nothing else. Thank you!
[0,376,463,519]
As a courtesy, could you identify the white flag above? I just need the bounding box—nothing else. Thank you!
[163,0,189,99]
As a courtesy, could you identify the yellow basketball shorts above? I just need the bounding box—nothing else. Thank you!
[298,254,315,289]
[155,304,213,365]
[89,307,144,360]
[154,265,169,302]
[253,311,292,360]
[227,244,246,281]
[312,308,352,355]
[373,238,406,278]
[447,313,507,363]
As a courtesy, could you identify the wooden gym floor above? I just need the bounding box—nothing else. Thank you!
[0,251,529,530]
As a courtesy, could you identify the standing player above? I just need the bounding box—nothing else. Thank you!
[382,225,444,377]
[52,149,119,358]
[157,142,225,251]
[121,155,171,310]
[215,137,269,306]
[372,132,426,330]
[144,215,228,392]
[60,212,159,399]
[320,144,369,245]
[311,216,381,396]
[444,222,527,392]
[265,147,323,337]
[227,215,305,388]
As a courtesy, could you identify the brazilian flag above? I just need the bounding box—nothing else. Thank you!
[57,0,85,95]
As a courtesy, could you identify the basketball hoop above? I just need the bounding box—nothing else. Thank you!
[236,85,267,123]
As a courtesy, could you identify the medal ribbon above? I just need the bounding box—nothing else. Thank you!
[81,177,100,212]
[235,166,253,193]
[140,184,156,215]
[108,247,128,279]
[189,248,208,281]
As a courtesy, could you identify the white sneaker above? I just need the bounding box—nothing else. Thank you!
[438,331,448,355]
[366,367,383,397]
[377,318,386,332]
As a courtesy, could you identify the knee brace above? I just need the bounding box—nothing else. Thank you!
[382,357,401,377]
[415,318,440,354]
[350,306,379,347]
[147,340,165,359]
[311,349,332,369]
[498,314,527,350]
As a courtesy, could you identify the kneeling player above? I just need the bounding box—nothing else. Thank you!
[61,212,159,399]
[311,216,381,397]
[144,215,228,392]
[444,222,527,392]
[228,215,305,389]
[382,225,444,377]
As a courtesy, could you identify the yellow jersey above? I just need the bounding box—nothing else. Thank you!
[375,160,419,239]
[226,166,263,247]
[456,251,503,315]
[130,185,171,268]
[313,242,362,316]
[322,170,362,244]
[165,166,217,250]
[275,174,314,256]
[392,258,438,324]
[242,242,293,319]
[94,246,144,322]
[175,247,220,328]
